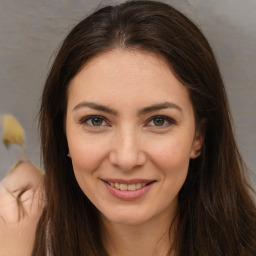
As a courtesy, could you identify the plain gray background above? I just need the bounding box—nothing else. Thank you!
[0,0,255,188]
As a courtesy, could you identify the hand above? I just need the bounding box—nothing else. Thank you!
[0,162,45,256]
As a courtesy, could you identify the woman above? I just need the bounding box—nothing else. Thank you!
[33,1,256,255]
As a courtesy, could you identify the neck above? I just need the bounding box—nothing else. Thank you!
[100,210,178,256]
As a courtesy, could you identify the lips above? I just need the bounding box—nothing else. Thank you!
[101,178,156,200]
[108,182,147,191]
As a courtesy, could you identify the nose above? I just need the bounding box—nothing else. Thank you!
[109,128,146,171]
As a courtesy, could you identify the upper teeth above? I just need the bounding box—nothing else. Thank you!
[108,182,147,191]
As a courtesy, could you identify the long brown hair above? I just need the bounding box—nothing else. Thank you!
[33,1,256,255]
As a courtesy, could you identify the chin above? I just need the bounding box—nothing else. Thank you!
[100,208,154,226]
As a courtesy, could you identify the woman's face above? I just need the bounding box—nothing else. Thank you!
[66,49,203,226]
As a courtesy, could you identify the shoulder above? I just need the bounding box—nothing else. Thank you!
[0,161,45,255]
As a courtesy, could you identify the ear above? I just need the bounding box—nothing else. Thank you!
[190,119,206,159]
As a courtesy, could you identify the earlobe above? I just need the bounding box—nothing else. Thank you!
[190,119,206,159]
[190,136,203,159]
[190,147,202,159]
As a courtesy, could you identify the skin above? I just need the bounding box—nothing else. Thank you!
[66,49,203,255]
[0,162,45,255]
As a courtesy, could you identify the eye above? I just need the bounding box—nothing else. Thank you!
[80,115,107,127]
[147,115,176,127]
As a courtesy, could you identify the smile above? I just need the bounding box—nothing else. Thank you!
[101,179,156,200]
[106,182,148,191]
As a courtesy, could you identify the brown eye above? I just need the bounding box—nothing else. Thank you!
[91,117,104,126]
[147,115,176,127]
[153,117,165,126]
[80,115,107,127]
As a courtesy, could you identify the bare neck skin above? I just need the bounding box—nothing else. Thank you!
[100,203,177,256]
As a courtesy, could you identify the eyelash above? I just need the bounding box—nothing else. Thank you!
[79,115,176,128]
[79,115,177,129]
[80,115,108,127]
[147,115,176,127]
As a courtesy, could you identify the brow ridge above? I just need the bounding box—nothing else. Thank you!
[73,102,118,115]
[73,101,182,116]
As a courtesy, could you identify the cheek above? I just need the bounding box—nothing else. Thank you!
[148,134,193,171]
[150,138,191,198]
[68,134,109,174]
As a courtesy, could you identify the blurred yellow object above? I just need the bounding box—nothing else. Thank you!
[8,160,44,175]
[8,161,22,172]
[2,115,25,148]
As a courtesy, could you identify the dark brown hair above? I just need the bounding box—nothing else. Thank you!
[33,1,256,255]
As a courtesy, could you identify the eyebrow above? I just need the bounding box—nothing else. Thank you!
[138,102,183,115]
[73,101,182,115]
[73,102,118,115]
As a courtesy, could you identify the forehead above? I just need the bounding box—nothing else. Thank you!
[67,49,192,112]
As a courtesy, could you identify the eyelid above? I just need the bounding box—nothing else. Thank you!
[79,114,176,128]
[146,115,177,127]
[79,115,109,126]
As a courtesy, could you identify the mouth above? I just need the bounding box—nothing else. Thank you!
[101,179,156,200]
[101,179,156,191]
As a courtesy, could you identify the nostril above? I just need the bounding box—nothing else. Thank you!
[109,149,146,171]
